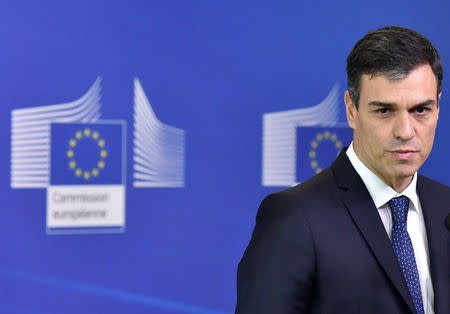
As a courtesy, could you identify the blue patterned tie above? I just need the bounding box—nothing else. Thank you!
[389,196,424,314]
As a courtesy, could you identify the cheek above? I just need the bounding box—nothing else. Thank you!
[358,123,386,151]
[421,128,437,154]
[355,118,372,139]
[418,119,437,141]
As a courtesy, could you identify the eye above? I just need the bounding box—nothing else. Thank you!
[376,108,390,114]
[414,106,430,114]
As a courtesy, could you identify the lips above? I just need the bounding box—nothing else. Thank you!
[391,150,418,159]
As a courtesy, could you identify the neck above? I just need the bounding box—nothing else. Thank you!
[388,177,414,193]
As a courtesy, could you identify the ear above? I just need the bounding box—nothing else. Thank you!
[344,90,357,129]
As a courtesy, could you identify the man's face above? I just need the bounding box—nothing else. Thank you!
[345,64,440,191]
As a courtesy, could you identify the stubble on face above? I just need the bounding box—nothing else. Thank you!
[345,64,439,192]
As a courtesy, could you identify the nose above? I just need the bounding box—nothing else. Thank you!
[393,112,414,141]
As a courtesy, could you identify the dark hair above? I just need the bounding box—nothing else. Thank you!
[347,26,443,108]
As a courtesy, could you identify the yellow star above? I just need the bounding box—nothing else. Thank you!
[69,161,76,169]
[315,168,322,174]
[75,169,82,177]
[100,150,107,158]
[324,131,330,139]
[336,141,342,149]
[316,134,323,141]
[311,161,318,168]
[75,131,82,139]
[309,151,316,158]
[98,161,105,169]
[69,139,77,147]
[330,134,337,141]
[92,168,99,177]
[67,150,74,158]
[98,139,105,148]
[92,131,99,139]
[311,141,318,148]
[84,128,91,137]
[84,171,91,180]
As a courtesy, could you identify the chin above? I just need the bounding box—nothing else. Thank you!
[391,166,417,179]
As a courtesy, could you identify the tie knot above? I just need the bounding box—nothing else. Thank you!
[389,195,410,223]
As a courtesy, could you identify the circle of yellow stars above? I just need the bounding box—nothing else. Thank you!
[309,130,342,174]
[66,128,108,180]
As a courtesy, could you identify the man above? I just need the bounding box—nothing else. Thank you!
[236,26,449,314]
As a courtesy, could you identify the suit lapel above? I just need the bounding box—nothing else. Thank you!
[417,177,449,314]
[331,152,417,313]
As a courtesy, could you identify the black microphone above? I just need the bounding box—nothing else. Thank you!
[445,214,450,232]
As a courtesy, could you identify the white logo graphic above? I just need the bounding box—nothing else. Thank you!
[262,84,346,186]
[10,77,184,234]
[10,78,102,188]
[133,78,185,187]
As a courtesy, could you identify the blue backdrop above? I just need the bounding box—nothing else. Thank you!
[1,1,449,313]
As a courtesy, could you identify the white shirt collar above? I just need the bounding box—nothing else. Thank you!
[346,142,419,210]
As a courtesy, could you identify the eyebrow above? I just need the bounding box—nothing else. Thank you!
[368,99,436,108]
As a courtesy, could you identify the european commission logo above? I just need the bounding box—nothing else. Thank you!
[296,127,352,182]
[262,85,352,186]
[51,123,124,185]
[46,122,126,234]
[10,78,185,234]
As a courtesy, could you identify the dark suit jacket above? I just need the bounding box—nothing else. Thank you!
[236,151,449,314]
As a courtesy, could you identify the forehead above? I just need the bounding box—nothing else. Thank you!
[359,64,438,105]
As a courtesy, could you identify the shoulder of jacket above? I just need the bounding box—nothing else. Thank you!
[257,168,335,223]
[418,174,450,192]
